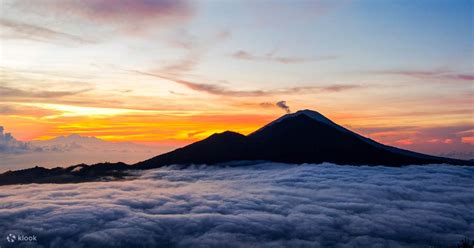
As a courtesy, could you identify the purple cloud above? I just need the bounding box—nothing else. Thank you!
[131,70,359,97]
[14,0,193,33]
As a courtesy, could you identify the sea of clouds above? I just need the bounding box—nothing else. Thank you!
[0,163,473,248]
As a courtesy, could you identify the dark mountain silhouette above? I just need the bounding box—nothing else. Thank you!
[134,131,249,168]
[135,110,469,169]
[0,162,130,185]
[0,109,472,185]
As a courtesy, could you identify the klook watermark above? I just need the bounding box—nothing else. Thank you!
[5,233,37,243]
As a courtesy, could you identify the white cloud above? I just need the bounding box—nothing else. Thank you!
[0,131,167,172]
[0,163,473,247]
[0,126,37,154]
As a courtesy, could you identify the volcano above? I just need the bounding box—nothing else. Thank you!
[135,110,469,168]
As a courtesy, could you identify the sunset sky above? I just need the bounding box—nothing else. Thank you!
[0,0,473,158]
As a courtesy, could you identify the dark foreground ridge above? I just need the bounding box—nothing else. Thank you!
[1,110,472,185]
[0,162,131,185]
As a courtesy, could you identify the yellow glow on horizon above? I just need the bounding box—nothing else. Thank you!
[22,103,142,117]
[7,111,275,144]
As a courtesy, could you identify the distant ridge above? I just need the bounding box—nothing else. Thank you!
[1,109,472,185]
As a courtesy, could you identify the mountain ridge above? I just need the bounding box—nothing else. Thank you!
[1,109,472,185]
[136,109,469,168]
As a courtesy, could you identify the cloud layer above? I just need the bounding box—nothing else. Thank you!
[0,163,473,247]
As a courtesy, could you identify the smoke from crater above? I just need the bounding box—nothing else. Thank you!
[276,100,291,113]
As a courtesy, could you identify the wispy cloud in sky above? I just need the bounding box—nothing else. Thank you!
[131,70,360,97]
[0,86,91,99]
[0,104,60,118]
[0,19,94,44]
[15,0,194,34]
[232,50,336,64]
[375,69,474,82]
